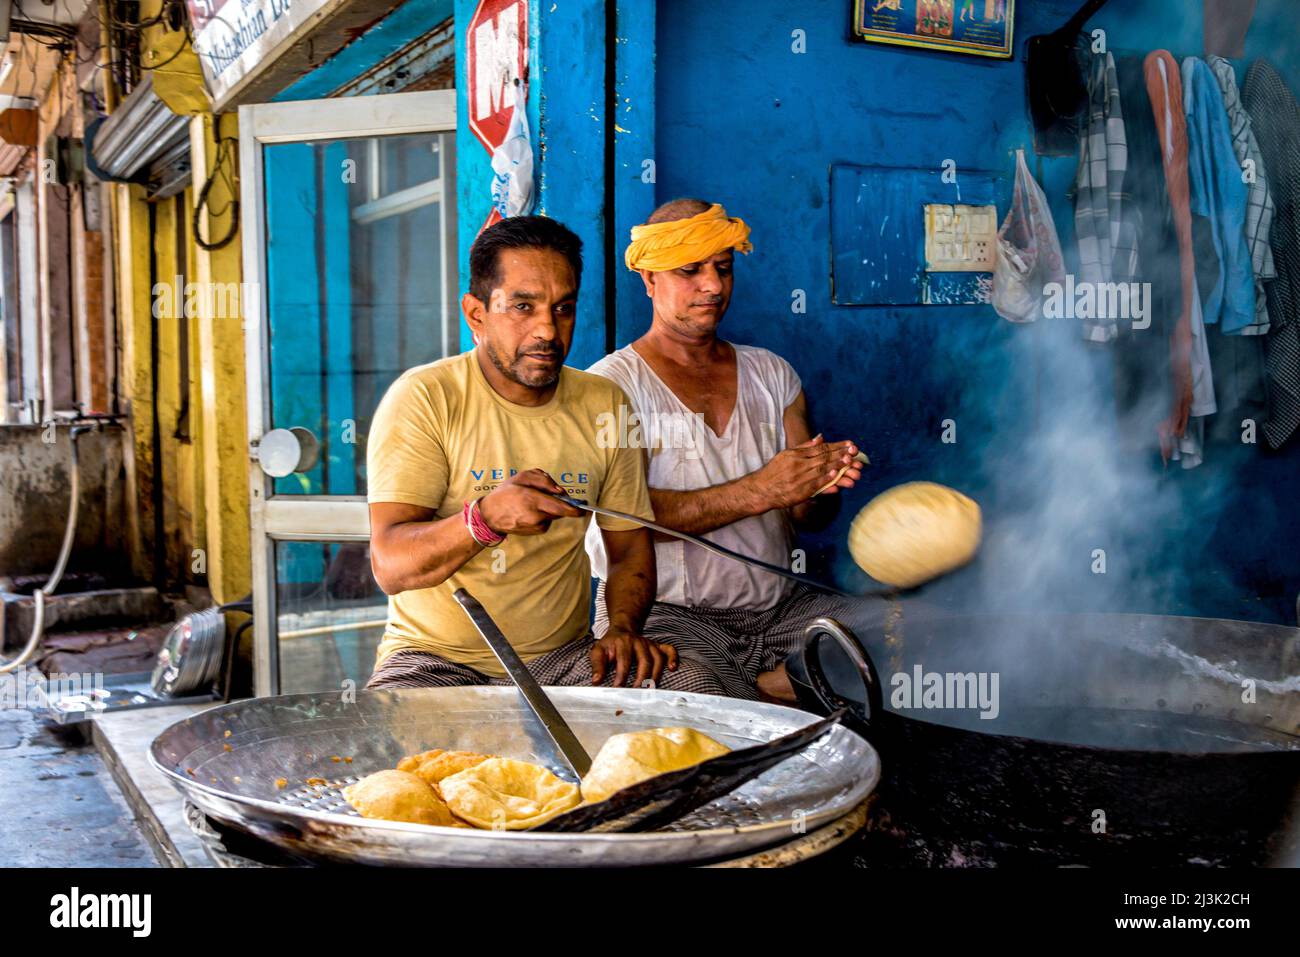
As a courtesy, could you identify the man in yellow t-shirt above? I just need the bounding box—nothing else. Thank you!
[364,215,725,694]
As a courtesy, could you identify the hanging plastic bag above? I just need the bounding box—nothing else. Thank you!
[490,80,535,219]
[992,148,1066,323]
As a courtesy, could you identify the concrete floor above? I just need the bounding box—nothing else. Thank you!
[0,706,155,867]
[90,701,217,867]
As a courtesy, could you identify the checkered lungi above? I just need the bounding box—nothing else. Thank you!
[365,632,731,695]
[593,581,886,701]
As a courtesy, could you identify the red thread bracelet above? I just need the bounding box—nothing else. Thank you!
[464,498,505,546]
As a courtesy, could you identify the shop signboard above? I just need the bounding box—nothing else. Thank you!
[185,0,340,109]
[853,0,1015,59]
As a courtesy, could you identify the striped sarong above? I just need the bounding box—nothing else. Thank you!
[365,632,730,695]
[594,581,884,701]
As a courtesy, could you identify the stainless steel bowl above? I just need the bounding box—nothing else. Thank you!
[150,685,880,867]
[151,607,225,697]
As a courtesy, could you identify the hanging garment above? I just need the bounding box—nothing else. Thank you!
[992,148,1066,323]
[1112,55,1177,458]
[1188,162,1268,449]
[1190,211,1222,311]
[1074,52,1138,344]
[1205,328,1269,446]
[1173,59,1221,469]
[1242,60,1300,450]
[1025,0,1104,156]
[1207,55,1275,336]
[1171,282,1217,470]
[1182,57,1259,335]
[1165,55,1218,471]
[1145,51,1198,463]
[1199,55,1272,445]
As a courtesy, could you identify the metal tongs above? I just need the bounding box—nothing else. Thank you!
[453,588,845,832]
[538,710,845,833]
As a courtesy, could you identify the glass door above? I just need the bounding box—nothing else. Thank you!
[239,90,457,695]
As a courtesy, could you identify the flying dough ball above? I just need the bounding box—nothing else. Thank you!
[848,482,981,589]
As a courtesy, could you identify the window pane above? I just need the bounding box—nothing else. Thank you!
[262,131,456,495]
[275,540,387,694]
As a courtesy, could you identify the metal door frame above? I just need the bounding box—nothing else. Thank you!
[238,89,456,696]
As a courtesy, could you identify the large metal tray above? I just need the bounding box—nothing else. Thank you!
[150,686,879,867]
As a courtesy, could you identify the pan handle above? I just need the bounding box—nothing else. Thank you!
[801,617,883,732]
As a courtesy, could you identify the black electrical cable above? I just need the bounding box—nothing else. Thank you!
[194,113,238,251]
[221,618,253,701]
[10,0,249,99]
[13,0,193,85]
[218,593,253,614]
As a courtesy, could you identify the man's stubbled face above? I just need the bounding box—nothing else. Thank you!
[476,247,577,389]
[643,249,734,339]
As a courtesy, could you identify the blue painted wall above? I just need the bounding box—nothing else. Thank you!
[613,0,657,351]
[644,0,1300,624]
[455,0,609,370]
[256,0,1300,624]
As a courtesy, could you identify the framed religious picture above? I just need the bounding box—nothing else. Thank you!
[853,0,1016,59]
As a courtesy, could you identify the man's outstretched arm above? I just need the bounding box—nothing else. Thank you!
[369,470,582,594]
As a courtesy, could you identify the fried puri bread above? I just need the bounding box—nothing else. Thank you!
[342,769,465,827]
[580,727,731,805]
[439,757,581,830]
[847,481,981,589]
[396,749,494,787]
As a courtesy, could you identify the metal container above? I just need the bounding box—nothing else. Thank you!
[151,607,225,697]
[150,685,879,867]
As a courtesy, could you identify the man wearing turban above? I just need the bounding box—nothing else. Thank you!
[584,199,864,702]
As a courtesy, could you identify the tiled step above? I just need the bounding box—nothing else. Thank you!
[2,587,167,652]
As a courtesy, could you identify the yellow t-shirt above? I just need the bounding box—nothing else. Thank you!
[367,349,652,677]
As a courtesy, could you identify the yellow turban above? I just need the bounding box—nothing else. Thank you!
[624,203,753,272]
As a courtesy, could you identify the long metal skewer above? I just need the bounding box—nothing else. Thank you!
[555,495,854,598]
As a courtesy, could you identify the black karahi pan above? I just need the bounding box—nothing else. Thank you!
[783,610,1300,867]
